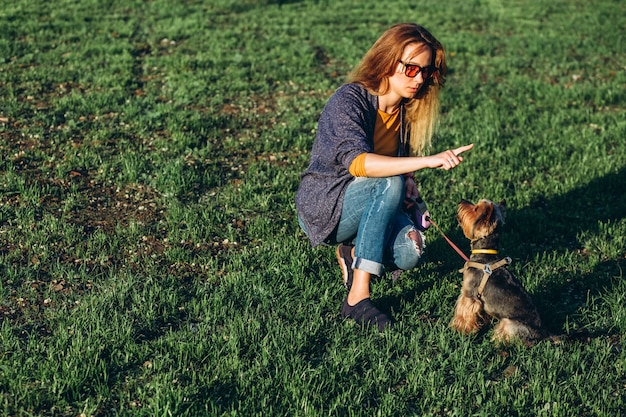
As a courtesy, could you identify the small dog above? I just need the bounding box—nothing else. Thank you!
[450,199,545,345]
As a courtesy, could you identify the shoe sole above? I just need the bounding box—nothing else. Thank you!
[336,245,351,289]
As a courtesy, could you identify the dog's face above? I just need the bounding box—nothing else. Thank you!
[457,199,506,240]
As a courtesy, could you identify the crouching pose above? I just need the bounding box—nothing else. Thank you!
[296,23,473,331]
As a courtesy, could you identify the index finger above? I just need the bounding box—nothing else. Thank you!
[452,143,474,156]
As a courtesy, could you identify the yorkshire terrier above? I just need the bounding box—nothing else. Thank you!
[450,199,545,345]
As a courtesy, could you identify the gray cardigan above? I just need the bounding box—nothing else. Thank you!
[295,83,405,247]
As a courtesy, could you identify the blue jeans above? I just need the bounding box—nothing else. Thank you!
[299,176,424,276]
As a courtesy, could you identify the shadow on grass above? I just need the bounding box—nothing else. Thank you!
[508,166,625,258]
[544,257,626,342]
[509,166,625,337]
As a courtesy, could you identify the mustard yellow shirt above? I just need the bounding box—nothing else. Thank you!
[349,108,400,177]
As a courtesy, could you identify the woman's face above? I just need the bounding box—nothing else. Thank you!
[387,42,433,100]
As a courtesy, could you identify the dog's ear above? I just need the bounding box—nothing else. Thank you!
[457,200,476,239]
[497,200,507,223]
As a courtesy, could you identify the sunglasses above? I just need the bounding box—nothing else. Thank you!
[398,60,435,79]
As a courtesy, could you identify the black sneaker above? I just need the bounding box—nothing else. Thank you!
[336,244,354,290]
[341,298,392,332]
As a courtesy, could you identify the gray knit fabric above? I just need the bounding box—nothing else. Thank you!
[295,83,379,247]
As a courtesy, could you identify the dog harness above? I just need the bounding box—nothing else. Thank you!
[461,256,513,298]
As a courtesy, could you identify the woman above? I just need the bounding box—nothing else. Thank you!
[295,23,473,331]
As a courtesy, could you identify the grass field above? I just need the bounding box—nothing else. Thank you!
[1,0,625,415]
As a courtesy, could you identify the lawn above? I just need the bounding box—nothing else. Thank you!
[1,0,625,416]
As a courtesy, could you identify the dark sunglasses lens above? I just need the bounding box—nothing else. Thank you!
[405,65,420,77]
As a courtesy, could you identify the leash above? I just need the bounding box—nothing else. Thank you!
[426,214,513,297]
[427,216,470,262]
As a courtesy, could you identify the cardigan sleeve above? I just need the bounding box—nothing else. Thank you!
[348,153,367,177]
[313,84,374,172]
[295,84,378,247]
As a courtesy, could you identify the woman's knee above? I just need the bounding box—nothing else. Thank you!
[392,227,425,270]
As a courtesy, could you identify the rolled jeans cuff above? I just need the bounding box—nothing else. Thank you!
[354,257,384,277]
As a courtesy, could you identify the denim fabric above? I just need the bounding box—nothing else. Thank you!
[385,210,425,271]
[334,176,423,276]
[298,176,424,276]
[295,84,378,248]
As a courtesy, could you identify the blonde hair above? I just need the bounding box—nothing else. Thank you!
[348,23,447,156]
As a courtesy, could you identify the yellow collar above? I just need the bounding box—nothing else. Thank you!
[471,249,499,255]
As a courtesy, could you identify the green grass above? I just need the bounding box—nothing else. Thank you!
[1,0,625,415]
